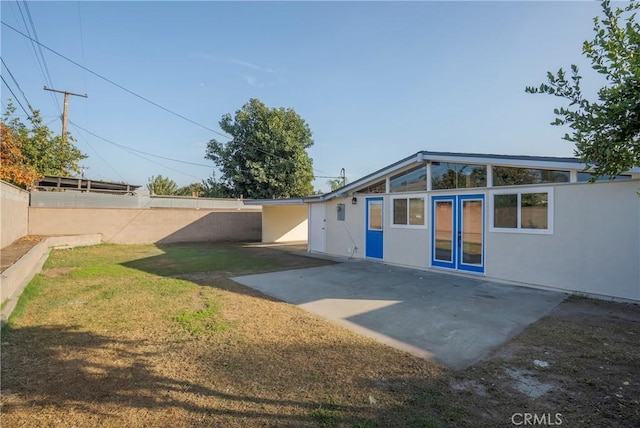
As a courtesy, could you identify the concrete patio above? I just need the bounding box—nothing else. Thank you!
[233,261,567,370]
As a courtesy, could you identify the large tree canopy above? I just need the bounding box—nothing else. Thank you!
[205,98,314,199]
[526,0,640,179]
[2,103,87,179]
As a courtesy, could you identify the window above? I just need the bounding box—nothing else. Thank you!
[390,166,427,192]
[393,199,407,225]
[494,194,517,228]
[431,162,487,190]
[392,197,425,227]
[491,188,553,234]
[520,193,548,229]
[337,203,345,221]
[492,167,569,186]
[355,180,385,194]
[577,172,632,182]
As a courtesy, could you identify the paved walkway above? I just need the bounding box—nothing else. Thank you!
[233,261,567,370]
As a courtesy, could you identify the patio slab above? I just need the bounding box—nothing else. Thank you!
[233,261,567,370]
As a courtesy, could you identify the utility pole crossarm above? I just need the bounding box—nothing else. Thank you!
[43,86,88,143]
[43,86,88,98]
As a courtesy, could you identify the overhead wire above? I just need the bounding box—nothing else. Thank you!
[2,21,229,139]
[75,0,88,95]
[69,121,215,168]
[23,1,55,89]
[1,18,334,178]
[121,151,204,181]
[68,121,207,181]
[1,75,31,118]
[1,57,34,113]
[13,1,60,115]
[68,122,336,185]
[75,0,89,128]
[68,123,128,182]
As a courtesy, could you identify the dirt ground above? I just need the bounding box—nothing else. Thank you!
[1,243,639,427]
[452,296,640,427]
[0,235,44,272]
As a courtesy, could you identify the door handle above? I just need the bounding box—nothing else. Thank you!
[457,231,461,248]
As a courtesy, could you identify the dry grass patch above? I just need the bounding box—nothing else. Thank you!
[1,243,453,427]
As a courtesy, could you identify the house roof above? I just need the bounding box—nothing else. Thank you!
[312,150,640,202]
[245,150,640,205]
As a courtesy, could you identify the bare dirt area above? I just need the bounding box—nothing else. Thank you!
[449,296,640,427]
[0,235,44,272]
[1,243,638,427]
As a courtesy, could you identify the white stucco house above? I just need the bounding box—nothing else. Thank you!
[248,151,640,302]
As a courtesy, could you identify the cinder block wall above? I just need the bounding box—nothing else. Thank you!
[1,181,29,248]
[28,207,262,244]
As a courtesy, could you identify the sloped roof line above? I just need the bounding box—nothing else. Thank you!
[245,150,639,205]
[305,150,639,203]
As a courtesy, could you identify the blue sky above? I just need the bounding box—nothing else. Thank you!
[1,1,606,191]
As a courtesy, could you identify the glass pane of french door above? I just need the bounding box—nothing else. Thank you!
[461,199,483,265]
[434,200,453,262]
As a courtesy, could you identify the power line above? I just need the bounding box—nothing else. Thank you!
[69,121,206,181]
[2,19,332,177]
[2,20,230,140]
[69,121,215,168]
[69,123,127,182]
[0,57,34,113]
[13,1,60,115]
[23,1,55,89]
[75,0,88,95]
[123,150,204,181]
[69,121,334,185]
[1,75,31,118]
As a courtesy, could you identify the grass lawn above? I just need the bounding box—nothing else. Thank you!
[1,243,639,427]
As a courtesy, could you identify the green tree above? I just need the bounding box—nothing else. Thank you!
[201,173,230,198]
[327,178,345,191]
[147,175,178,195]
[2,103,87,176]
[526,0,640,179]
[176,182,205,197]
[205,98,315,199]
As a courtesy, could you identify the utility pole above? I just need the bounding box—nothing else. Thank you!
[79,165,90,179]
[43,86,88,143]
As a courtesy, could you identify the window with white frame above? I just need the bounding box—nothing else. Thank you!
[392,197,426,227]
[491,188,553,233]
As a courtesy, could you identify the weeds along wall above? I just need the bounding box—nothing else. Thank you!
[28,207,262,244]
[1,181,29,248]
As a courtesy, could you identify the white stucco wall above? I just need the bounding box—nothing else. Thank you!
[383,193,430,268]
[261,205,308,243]
[324,198,365,258]
[384,226,430,268]
[485,180,640,301]
[311,181,640,301]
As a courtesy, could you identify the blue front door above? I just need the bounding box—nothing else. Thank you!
[366,197,384,259]
[431,194,484,273]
